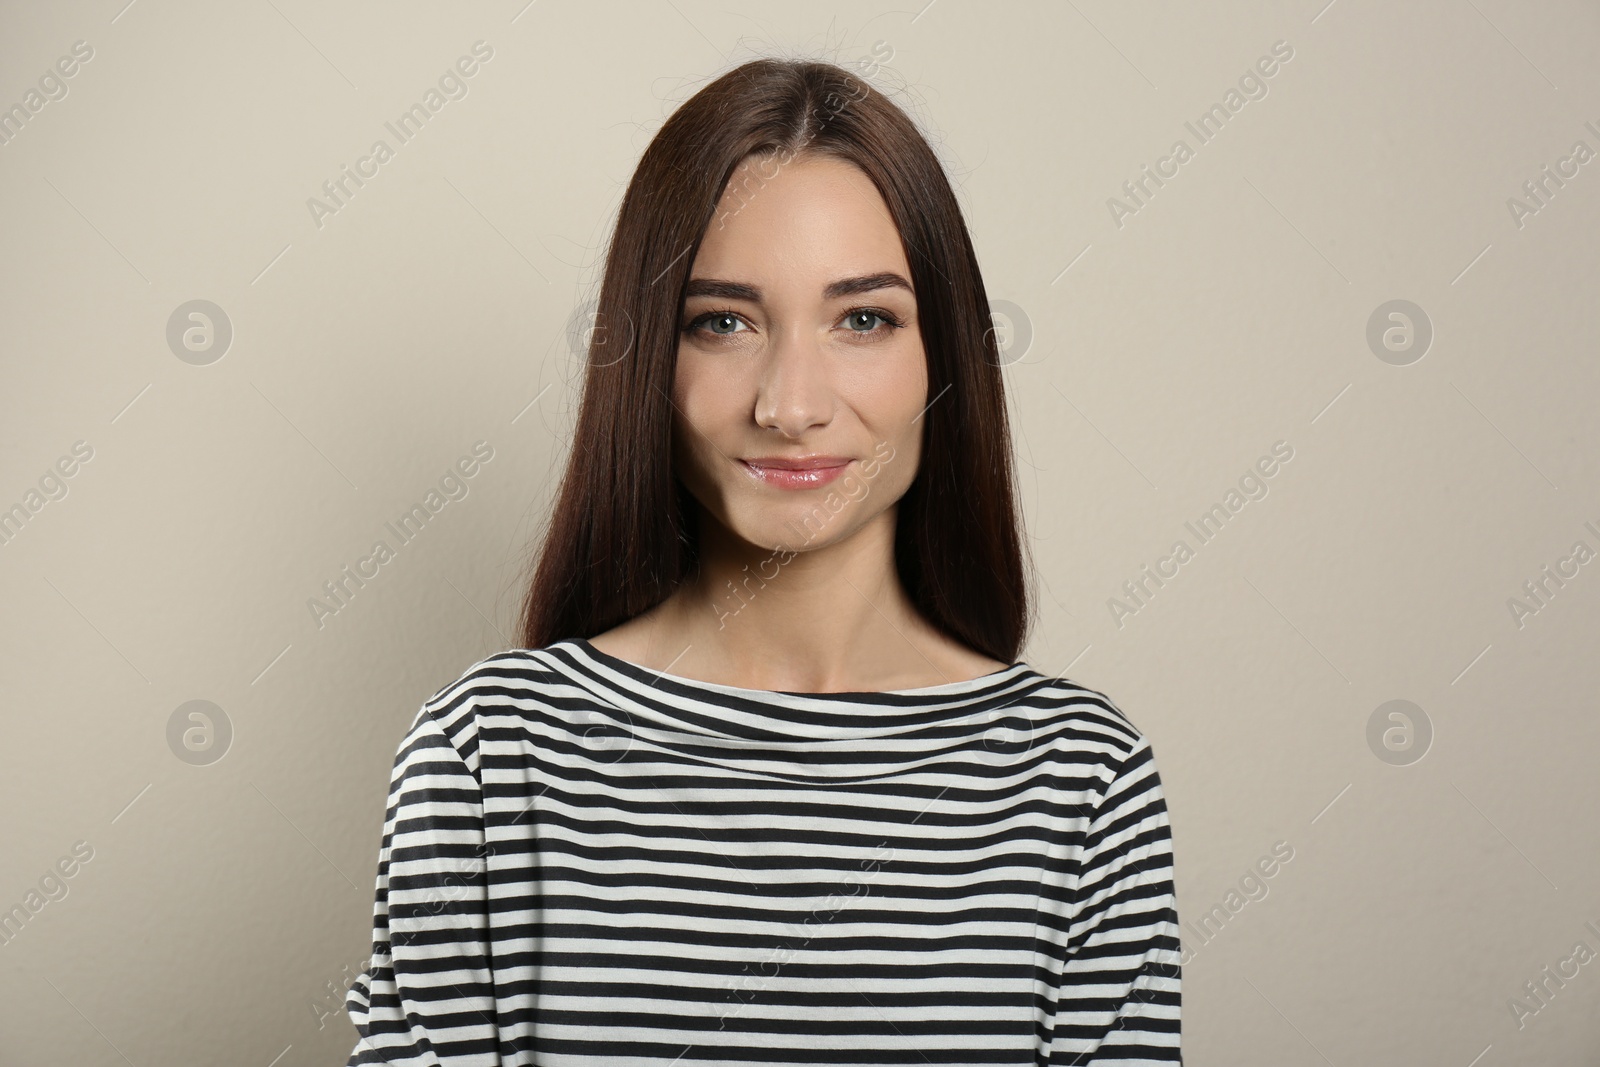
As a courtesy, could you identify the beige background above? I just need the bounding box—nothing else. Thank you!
[2,0,1597,1063]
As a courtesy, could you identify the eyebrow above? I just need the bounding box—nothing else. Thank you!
[682,271,914,302]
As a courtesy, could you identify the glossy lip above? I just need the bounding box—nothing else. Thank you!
[742,454,852,470]
[739,455,852,490]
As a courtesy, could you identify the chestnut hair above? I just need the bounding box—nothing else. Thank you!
[516,57,1032,663]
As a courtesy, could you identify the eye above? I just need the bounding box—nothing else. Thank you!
[681,305,906,343]
[683,309,752,338]
[704,312,747,336]
[838,307,904,336]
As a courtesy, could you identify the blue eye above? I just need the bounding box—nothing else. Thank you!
[681,306,905,342]
[684,310,749,336]
[839,307,905,337]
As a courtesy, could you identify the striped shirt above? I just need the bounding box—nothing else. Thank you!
[344,638,1182,1065]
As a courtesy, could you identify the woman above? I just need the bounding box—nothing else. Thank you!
[345,57,1181,1064]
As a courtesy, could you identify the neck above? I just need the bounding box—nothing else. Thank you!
[654,505,947,691]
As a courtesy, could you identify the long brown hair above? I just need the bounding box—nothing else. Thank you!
[516,57,1032,663]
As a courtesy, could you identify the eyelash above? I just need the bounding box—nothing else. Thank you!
[681,305,906,342]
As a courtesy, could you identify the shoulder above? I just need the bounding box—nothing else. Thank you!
[1012,671,1163,786]
[1010,676,1176,840]
[420,643,575,704]
[1015,671,1149,745]
[397,642,586,774]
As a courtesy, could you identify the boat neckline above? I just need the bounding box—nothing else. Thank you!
[562,637,1034,700]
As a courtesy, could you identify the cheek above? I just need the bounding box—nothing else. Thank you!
[672,351,748,464]
[885,346,930,482]
[673,350,713,425]
[842,343,928,440]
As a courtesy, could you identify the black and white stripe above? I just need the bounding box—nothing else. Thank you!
[345,638,1181,1065]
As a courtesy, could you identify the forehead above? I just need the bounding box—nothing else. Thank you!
[691,153,910,293]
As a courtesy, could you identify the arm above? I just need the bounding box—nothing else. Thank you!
[345,707,503,1066]
[1051,734,1183,1064]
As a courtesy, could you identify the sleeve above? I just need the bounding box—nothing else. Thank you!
[1050,734,1183,1064]
[344,706,504,1066]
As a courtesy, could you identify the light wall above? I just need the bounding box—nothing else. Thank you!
[2,0,1597,1063]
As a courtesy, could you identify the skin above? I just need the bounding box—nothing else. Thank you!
[587,152,1010,693]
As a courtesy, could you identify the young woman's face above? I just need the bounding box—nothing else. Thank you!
[671,152,928,557]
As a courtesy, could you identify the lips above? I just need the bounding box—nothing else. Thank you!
[739,456,851,490]
[741,455,852,470]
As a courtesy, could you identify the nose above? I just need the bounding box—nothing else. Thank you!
[752,323,832,438]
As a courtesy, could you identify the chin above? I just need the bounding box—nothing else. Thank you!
[723,508,849,556]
